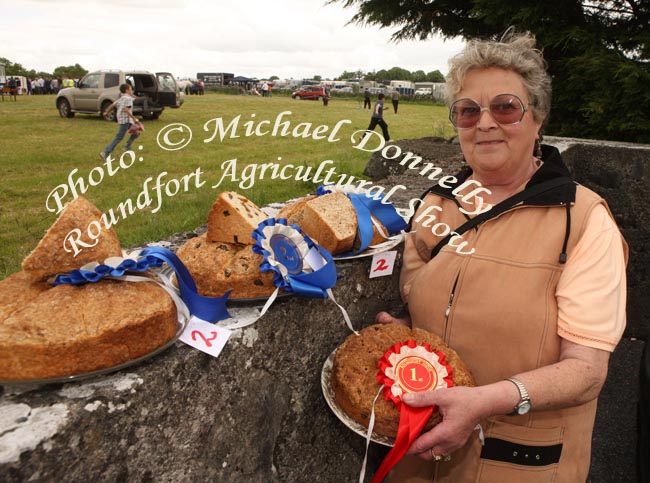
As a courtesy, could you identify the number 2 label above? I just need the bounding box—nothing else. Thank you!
[369,251,397,278]
[180,316,232,358]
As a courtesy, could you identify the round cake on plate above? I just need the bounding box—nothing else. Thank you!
[0,274,179,381]
[331,323,475,439]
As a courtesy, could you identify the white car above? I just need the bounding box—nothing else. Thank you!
[414,88,433,97]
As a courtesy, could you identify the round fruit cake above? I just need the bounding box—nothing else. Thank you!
[331,323,475,438]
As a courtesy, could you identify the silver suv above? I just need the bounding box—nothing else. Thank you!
[56,70,184,121]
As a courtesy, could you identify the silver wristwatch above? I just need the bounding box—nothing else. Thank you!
[506,377,531,416]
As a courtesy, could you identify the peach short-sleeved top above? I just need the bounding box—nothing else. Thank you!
[556,203,627,351]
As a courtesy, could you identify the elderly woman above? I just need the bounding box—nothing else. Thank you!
[378,32,628,482]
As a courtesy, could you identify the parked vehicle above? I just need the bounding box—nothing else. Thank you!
[414,88,433,97]
[291,85,329,101]
[56,70,183,121]
[2,76,28,94]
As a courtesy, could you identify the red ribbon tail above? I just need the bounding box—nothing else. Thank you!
[369,405,434,483]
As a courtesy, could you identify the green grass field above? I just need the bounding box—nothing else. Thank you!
[0,92,454,279]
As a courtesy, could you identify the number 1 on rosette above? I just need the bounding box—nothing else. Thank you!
[369,340,454,483]
[252,218,358,334]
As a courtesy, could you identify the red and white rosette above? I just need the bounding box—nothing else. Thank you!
[370,340,454,483]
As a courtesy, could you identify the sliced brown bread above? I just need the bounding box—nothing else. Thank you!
[206,192,268,245]
[276,195,317,227]
[294,192,357,254]
[22,196,122,280]
[278,192,390,254]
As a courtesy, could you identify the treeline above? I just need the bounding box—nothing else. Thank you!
[338,67,445,83]
[0,57,87,79]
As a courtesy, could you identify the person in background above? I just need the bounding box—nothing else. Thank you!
[100,84,143,160]
[391,89,401,114]
[366,92,390,141]
[363,87,371,109]
[322,85,330,106]
[377,30,627,482]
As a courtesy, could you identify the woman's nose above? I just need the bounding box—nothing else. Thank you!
[476,107,498,129]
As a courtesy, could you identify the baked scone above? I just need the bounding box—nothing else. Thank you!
[176,233,275,299]
[278,192,388,255]
[22,196,122,280]
[0,280,178,380]
[331,323,475,438]
[207,192,268,244]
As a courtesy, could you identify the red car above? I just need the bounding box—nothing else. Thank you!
[291,86,329,101]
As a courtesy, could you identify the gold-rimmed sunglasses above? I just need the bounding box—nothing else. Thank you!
[449,93,529,129]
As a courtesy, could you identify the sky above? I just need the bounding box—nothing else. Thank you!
[1,0,465,81]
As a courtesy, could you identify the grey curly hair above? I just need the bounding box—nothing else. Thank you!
[445,30,552,126]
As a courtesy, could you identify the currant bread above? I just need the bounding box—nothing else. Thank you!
[176,233,275,299]
[331,323,475,438]
[207,191,268,244]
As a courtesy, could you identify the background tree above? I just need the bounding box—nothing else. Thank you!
[0,57,29,77]
[385,66,412,81]
[52,63,87,79]
[426,69,445,82]
[412,69,428,81]
[330,0,650,142]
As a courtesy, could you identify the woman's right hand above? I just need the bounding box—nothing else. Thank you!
[375,311,411,326]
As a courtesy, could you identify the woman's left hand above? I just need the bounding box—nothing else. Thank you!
[402,386,485,460]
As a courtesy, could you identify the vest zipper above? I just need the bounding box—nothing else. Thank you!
[443,275,459,341]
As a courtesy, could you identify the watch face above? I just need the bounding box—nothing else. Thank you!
[517,401,531,415]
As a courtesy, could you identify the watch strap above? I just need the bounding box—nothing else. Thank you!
[506,377,531,415]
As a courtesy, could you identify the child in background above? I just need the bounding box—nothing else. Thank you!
[101,84,143,159]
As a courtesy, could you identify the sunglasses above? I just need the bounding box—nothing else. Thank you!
[449,93,529,129]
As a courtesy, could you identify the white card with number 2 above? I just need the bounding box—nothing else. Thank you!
[180,316,232,358]
[369,250,397,278]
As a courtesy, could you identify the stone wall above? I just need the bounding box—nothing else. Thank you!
[1,136,647,482]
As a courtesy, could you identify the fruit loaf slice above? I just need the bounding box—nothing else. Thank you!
[207,192,268,245]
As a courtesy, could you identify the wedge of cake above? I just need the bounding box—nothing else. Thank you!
[207,191,268,244]
[22,196,122,280]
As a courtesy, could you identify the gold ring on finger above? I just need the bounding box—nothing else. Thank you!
[430,448,442,462]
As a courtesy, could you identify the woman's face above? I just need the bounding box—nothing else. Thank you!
[454,67,542,180]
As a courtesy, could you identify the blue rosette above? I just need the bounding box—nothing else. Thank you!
[316,184,407,255]
[252,218,357,333]
[52,247,231,323]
